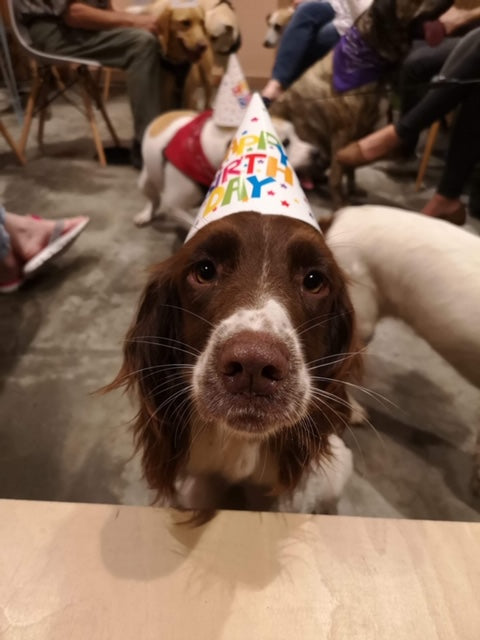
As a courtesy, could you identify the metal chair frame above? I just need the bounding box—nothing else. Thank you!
[6,0,120,166]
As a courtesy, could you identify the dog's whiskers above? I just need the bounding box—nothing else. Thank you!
[157,303,215,328]
[310,375,397,411]
[307,349,366,370]
[297,309,354,337]
[144,374,191,403]
[128,337,201,359]
[311,386,384,452]
[119,363,194,385]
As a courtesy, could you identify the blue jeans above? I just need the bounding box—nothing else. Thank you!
[272,1,340,88]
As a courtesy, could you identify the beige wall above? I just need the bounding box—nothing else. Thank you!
[234,0,278,87]
[114,1,282,86]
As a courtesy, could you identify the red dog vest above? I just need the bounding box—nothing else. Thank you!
[163,110,217,187]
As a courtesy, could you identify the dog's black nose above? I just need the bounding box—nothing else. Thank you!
[218,331,289,396]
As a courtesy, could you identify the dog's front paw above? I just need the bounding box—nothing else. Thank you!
[134,206,153,227]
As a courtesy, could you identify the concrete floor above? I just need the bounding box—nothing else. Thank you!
[1,95,479,522]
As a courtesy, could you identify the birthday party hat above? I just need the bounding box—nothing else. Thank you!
[212,54,251,128]
[186,93,320,240]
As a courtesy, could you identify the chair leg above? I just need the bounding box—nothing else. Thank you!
[80,84,106,167]
[19,67,42,155]
[415,121,441,192]
[81,68,120,147]
[37,107,47,150]
[102,68,112,103]
[0,120,26,165]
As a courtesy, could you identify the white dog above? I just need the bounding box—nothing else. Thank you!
[326,204,480,490]
[135,109,316,228]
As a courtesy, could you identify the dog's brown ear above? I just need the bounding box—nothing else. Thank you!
[156,7,171,56]
[265,12,271,24]
[108,256,190,501]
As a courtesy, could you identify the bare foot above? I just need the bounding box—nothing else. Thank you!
[4,213,89,262]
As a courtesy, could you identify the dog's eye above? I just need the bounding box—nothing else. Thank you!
[181,19,192,28]
[274,24,281,32]
[303,270,324,294]
[282,137,291,148]
[194,260,217,284]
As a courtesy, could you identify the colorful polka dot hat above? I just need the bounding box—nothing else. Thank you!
[212,54,251,128]
[186,92,320,240]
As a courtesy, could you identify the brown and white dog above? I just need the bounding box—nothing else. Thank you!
[143,0,241,109]
[263,5,294,48]
[270,0,448,207]
[185,0,242,109]
[134,110,317,228]
[111,212,361,515]
[327,205,480,492]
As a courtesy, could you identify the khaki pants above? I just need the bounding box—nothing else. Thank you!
[28,19,171,141]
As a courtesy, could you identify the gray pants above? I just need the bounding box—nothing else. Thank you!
[0,206,10,261]
[28,18,170,141]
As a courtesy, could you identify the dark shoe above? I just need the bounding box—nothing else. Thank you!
[100,145,132,166]
[426,204,467,226]
[131,140,143,170]
[469,177,480,219]
[261,96,273,109]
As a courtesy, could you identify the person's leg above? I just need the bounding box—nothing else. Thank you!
[28,19,165,142]
[397,27,480,143]
[0,206,20,288]
[302,20,340,70]
[263,2,337,102]
[422,84,480,220]
[337,28,480,166]
[399,38,460,116]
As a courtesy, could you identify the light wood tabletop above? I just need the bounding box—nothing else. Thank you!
[0,499,479,639]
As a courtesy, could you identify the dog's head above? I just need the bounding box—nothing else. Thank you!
[263,7,294,48]
[156,4,209,63]
[203,0,241,55]
[271,117,317,175]
[112,213,360,499]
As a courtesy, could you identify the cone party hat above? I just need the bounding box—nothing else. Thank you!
[186,92,320,240]
[212,54,251,128]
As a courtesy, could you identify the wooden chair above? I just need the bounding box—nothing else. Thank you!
[6,0,120,166]
[415,121,440,192]
[0,119,26,165]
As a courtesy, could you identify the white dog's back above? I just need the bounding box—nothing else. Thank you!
[327,205,480,387]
